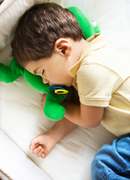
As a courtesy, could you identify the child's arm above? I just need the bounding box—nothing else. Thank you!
[62,101,104,128]
[29,117,77,158]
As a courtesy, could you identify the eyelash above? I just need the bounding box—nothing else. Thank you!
[42,70,44,76]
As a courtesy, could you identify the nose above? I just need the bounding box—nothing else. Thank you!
[42,78,49,84]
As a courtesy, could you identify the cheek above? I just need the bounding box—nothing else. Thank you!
[51,75,64,84]
[51,69,63,80]
[48,69,67,83]
[47,74,59,83]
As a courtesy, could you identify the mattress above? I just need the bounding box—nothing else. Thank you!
[0,0,130,179]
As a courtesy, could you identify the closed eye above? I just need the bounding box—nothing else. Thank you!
[42,70,44,76]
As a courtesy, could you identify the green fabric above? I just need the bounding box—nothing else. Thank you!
[67,7,100,39]
[0,6,100,121]
[0,59,24,83]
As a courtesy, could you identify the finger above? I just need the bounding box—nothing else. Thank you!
[43,93,47,97]
[40,147,48,155]
[41,149,49,158]
[42,103,45,109]
[43,148,49,155]
[40,148,49,158]
[42,151,49,158]
[42,94,47,108]
[36,148,43,157]
[30,135,43,150]
[42,93,47,100]
[29,143,39,150]
[36,146,48,157]
[32,146,41,155]
[41,153,46,159]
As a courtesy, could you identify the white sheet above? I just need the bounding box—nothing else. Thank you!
[0,64,116,180]
[0,130,51,180]
[0,0,130,180]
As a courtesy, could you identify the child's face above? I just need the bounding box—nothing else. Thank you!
[25,52,74,87]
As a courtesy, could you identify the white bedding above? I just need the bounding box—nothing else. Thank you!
[0,0,130,180]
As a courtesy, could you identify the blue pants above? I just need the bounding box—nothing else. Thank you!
[91,136,130,180]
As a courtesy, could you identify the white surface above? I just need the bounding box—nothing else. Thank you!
[0,131,51,180]
[0,82,116,179]
[0,0,50,50]
[0,67,116,180]
[0,0,130,180]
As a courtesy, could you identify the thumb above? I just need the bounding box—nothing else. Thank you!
[29,136,42,150]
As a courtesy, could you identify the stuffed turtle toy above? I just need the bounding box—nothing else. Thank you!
[0,6,100,121]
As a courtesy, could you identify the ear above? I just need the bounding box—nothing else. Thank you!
[54,38,72,57]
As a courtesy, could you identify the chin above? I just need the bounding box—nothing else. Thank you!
[65,83,72,87]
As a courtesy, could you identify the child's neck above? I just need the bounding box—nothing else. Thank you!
[69,38,89,66]
[77,38,89,60]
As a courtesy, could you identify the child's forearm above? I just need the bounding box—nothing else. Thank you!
[47,117,78,144]
[62,100,104,128]
[62,101,82,126]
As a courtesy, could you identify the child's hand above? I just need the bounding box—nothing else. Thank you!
[42,93,47,108]
[29,132,56,158]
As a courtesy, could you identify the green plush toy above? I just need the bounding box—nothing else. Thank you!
[0,7,100,121]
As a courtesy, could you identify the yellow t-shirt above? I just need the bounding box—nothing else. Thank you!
[70,33,130,137]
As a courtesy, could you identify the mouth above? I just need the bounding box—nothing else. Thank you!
[49,83,63,87]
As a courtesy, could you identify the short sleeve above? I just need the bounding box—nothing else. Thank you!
[77,63,122,107]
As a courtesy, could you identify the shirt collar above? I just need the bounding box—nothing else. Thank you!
[69,33,108,78]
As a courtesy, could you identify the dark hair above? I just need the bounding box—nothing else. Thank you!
[11,2,85,67]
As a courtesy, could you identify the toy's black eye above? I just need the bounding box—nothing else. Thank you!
[42,70,44,76]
